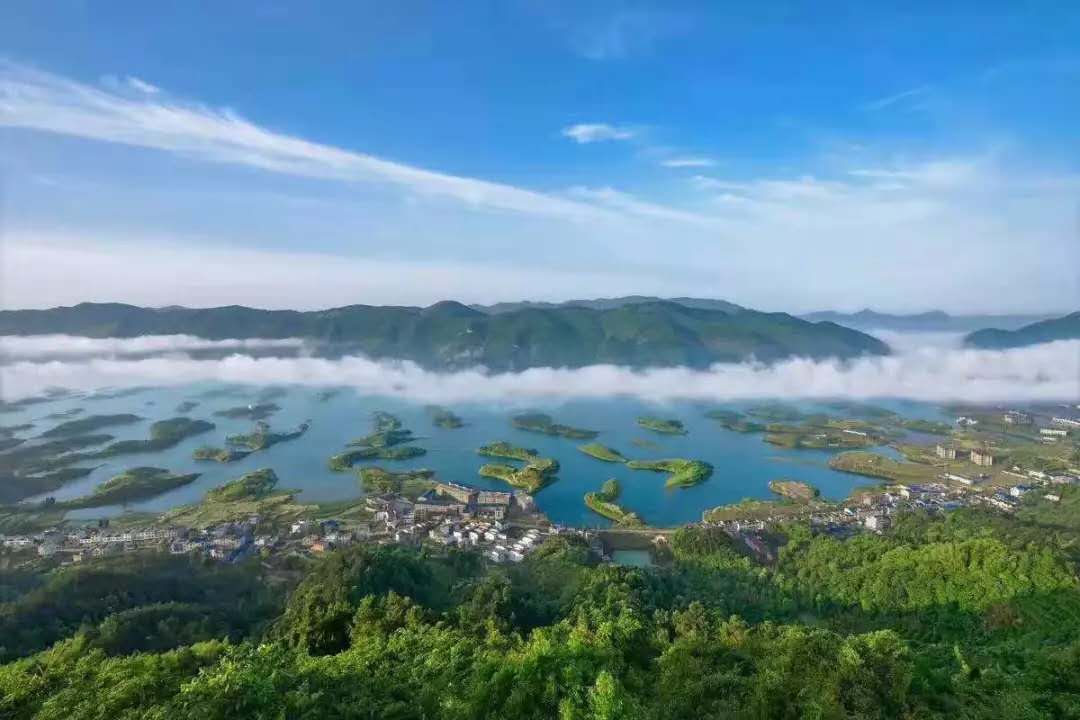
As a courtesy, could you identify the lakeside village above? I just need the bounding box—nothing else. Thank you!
[1,480,602,567]
[4,410,1079,568]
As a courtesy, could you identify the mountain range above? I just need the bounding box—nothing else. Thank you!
[0,301,888,371]
[963,312,1080,349]
[800,309,1055,333]
[471,296,1054,333]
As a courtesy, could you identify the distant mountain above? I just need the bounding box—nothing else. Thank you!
[0,301,888,371]
[801,309,1055,333]
[964,312,1080,349]
[471,296,745,315]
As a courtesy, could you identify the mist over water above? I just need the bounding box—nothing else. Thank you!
[2,334,1078,403]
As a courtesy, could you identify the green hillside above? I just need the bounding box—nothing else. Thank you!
[0,300,890,370]
[965,311,1080,349]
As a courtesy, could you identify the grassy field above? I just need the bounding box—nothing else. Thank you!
[358,467,436,499]
[768,479,819,501]
[829,451,943,484]
[702,498,816,523]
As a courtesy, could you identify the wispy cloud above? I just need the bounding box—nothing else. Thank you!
[564,8,690,61]
[561,122,636,143]
[860,84,932,111]
[0,62,605,221]
[660,156,715,168]
[101,74,161,95]
[567,186,717,226]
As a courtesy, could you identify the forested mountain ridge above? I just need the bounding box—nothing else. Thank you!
[802,308,1055,332]
[471,295,745,314]
[2,506,1080,718]
[0,301,889,370]
[964,311,1080,349]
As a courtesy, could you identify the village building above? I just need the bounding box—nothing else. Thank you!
[970,449,996,467]
[935,444,968,461]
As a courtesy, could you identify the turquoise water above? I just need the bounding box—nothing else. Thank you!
[7,385,945,528]
[611,550,654,567]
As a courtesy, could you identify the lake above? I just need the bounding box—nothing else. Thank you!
[7,383,944,527]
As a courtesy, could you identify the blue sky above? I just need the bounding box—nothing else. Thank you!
[1,1,1077,312]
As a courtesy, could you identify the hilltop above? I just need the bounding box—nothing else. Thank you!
[964,311,1080,349]
[0,300,889,370]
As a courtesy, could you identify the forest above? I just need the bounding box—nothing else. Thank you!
[2,505,1080,719]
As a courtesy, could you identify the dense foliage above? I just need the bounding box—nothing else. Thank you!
[0,300,890,370]
[3,506,1080,718]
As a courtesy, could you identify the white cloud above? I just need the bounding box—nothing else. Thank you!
[0,62,605,221]
[0,335,305,360]
[661,156,715,168]
[2,337,1077,404]
[561,122,635,143]
[861,85,932,111]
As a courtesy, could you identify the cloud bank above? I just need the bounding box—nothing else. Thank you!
[0,334,306,360]
[2,336,1077,405]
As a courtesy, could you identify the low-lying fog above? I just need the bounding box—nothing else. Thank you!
[1,332,1077,404]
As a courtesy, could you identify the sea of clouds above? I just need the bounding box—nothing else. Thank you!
[0,334,306,360]
[1,333,1078,405]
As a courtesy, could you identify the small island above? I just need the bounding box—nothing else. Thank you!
[584,478,644,527]
[768,479,820,502]
[477,441,559,493]
[175,400,200,413]
[745,403,807,422]
[512,412,598,440]
[426,405,464,429]
[59,467,200,509]
[193,446,252,463]
[329,412,426,470]
[626,458,713,488]
[329,445,426,471]
[763,425,876,450]
[40,413,142,438]
[226,421,310,451]
[163,468,317,529]
[636,416,687,435]
[213,403,280,420]
[348,427,417,448]
[577,442,628,463]
[94,418,216,457]
[704,410,766,434]
[205,467,280,502]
